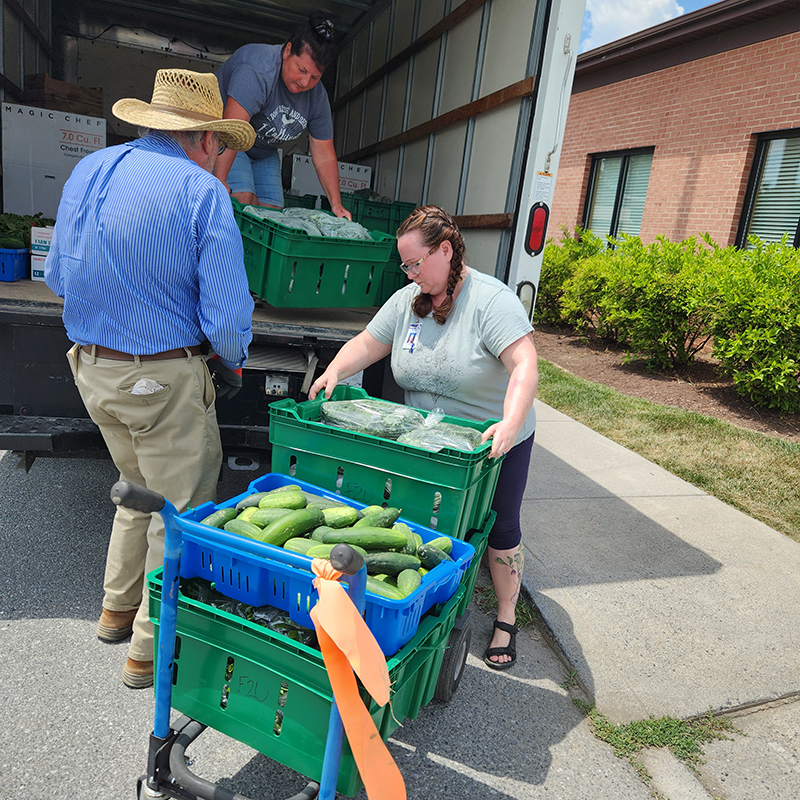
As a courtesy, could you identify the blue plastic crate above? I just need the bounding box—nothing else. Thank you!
[179,473,475,656]
[0,248,28,282]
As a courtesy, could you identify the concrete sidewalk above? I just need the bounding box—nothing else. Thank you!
[520,400,800,726]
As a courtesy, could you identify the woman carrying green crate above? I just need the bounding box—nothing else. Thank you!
[309,205,539,670]
[214,13,351,219]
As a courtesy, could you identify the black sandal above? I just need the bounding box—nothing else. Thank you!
[483,619,518,670]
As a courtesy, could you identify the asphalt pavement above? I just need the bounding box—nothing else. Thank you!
[2,398,799,799]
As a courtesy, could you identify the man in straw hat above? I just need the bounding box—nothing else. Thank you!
[46,69,256,689]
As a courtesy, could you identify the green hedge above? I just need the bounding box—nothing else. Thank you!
[535,231,800,413]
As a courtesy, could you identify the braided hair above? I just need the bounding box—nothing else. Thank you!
[288,12,338,71]
[397,205,466,325]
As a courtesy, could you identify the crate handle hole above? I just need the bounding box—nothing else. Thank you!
[273,709,284,736]
[288,262,297,293]
[172,662,179,686]
[220,684,230,710]
[383,478,392,501]
[174,635,182,660]
[278,680,289,708]
[336,466,344,489]
[288,455,297,477]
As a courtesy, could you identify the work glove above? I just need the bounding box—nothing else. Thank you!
[207,354,243,399]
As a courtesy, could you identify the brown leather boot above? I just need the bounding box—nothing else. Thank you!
[96,608,138,642]
[122,657,154,689]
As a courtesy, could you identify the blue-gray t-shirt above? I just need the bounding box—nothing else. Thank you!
[216,43,334,159]
[366,269,536,445]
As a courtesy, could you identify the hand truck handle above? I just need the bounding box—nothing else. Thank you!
[110,480,166,514]
[329,543,364,576]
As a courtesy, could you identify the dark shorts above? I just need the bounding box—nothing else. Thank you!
[488,432,535,550]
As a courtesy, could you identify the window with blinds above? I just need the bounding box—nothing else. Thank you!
[738,131,800,248]
[584,149,654,239]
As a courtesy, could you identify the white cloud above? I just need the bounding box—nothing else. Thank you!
[580,0,685,52]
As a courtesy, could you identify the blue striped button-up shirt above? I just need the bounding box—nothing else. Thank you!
[45,131,253,369]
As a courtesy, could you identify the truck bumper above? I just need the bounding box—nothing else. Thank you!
[0,415,271,472]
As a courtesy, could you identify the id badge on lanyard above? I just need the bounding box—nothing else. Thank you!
[402,322,422,353]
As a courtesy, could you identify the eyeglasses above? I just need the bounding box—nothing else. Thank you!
[400,245,437,276]
[217,142,227,156]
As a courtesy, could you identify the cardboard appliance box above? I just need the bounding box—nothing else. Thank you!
[31,226,54,254]
[31,253,47,282]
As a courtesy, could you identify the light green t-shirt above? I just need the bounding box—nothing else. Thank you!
[366,269,536,445]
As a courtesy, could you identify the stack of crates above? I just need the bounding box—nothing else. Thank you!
[268,385,502,618]
[149,470,476,796]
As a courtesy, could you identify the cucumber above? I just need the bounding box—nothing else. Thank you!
[366,575,405,600]
[310,525,338,542]
[353,507,401,529]
[363,552,421,576]
[200,507,238,529]
[235,492,269,511]
[396,569,422,597]
[371,573,397,584]
[306,542,368,559]
[257,491,307,510]
[249,507,294,528]
[393,522,418,555]
[268,484,304,493]
[283,537,319,555]
[418,567,429,577]
[417,544,454,570]
[321,506,359,529]
[425,536,453,555]
[304,492,351,509]
[224,518,264,540]
[236,506,259,523]
[257,507,325,547]
[319,527,408,551]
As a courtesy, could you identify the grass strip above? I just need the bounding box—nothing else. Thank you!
[537,360,800,543]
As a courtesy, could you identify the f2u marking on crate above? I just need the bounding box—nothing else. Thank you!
[238,675,270,703]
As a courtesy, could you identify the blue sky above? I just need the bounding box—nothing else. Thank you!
[579,0,719,52]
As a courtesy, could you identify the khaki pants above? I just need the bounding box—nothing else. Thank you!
[75,347,222,661]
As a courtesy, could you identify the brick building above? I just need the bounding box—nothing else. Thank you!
[550,0,800,248]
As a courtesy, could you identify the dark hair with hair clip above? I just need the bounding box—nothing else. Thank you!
[397,205,466,325]
[288,12,338,71]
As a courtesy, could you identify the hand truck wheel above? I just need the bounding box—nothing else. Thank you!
[433,613,472,703]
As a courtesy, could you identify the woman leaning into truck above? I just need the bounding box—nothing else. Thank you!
[214,12,351,219]
[309,205,539,670]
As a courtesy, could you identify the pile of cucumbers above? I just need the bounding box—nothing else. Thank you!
[200,484,455,601]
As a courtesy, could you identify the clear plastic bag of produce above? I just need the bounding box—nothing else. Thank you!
[320,398,425,439]
[180,578,318,647]
[283,208,374,240]
[243,205,323,236]
[396,407,484,452]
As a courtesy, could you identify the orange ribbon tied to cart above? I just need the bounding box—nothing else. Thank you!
[310,558,406,800]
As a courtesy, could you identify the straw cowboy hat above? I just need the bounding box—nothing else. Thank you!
[112,69,255,151]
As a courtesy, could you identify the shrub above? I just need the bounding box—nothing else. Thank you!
[711,237,800,413]
[559,234,720,367]
[601,234,722,370]
[534,227,604,326]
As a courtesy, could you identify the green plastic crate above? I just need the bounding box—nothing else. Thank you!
[323,193,416,236]
[235,207,395,308]
[455,510,494,619]
[373,252,408,305]
[389,200,417,231]
[148,570,464,797]
[268,385,503,539]
[282,193,318,209]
